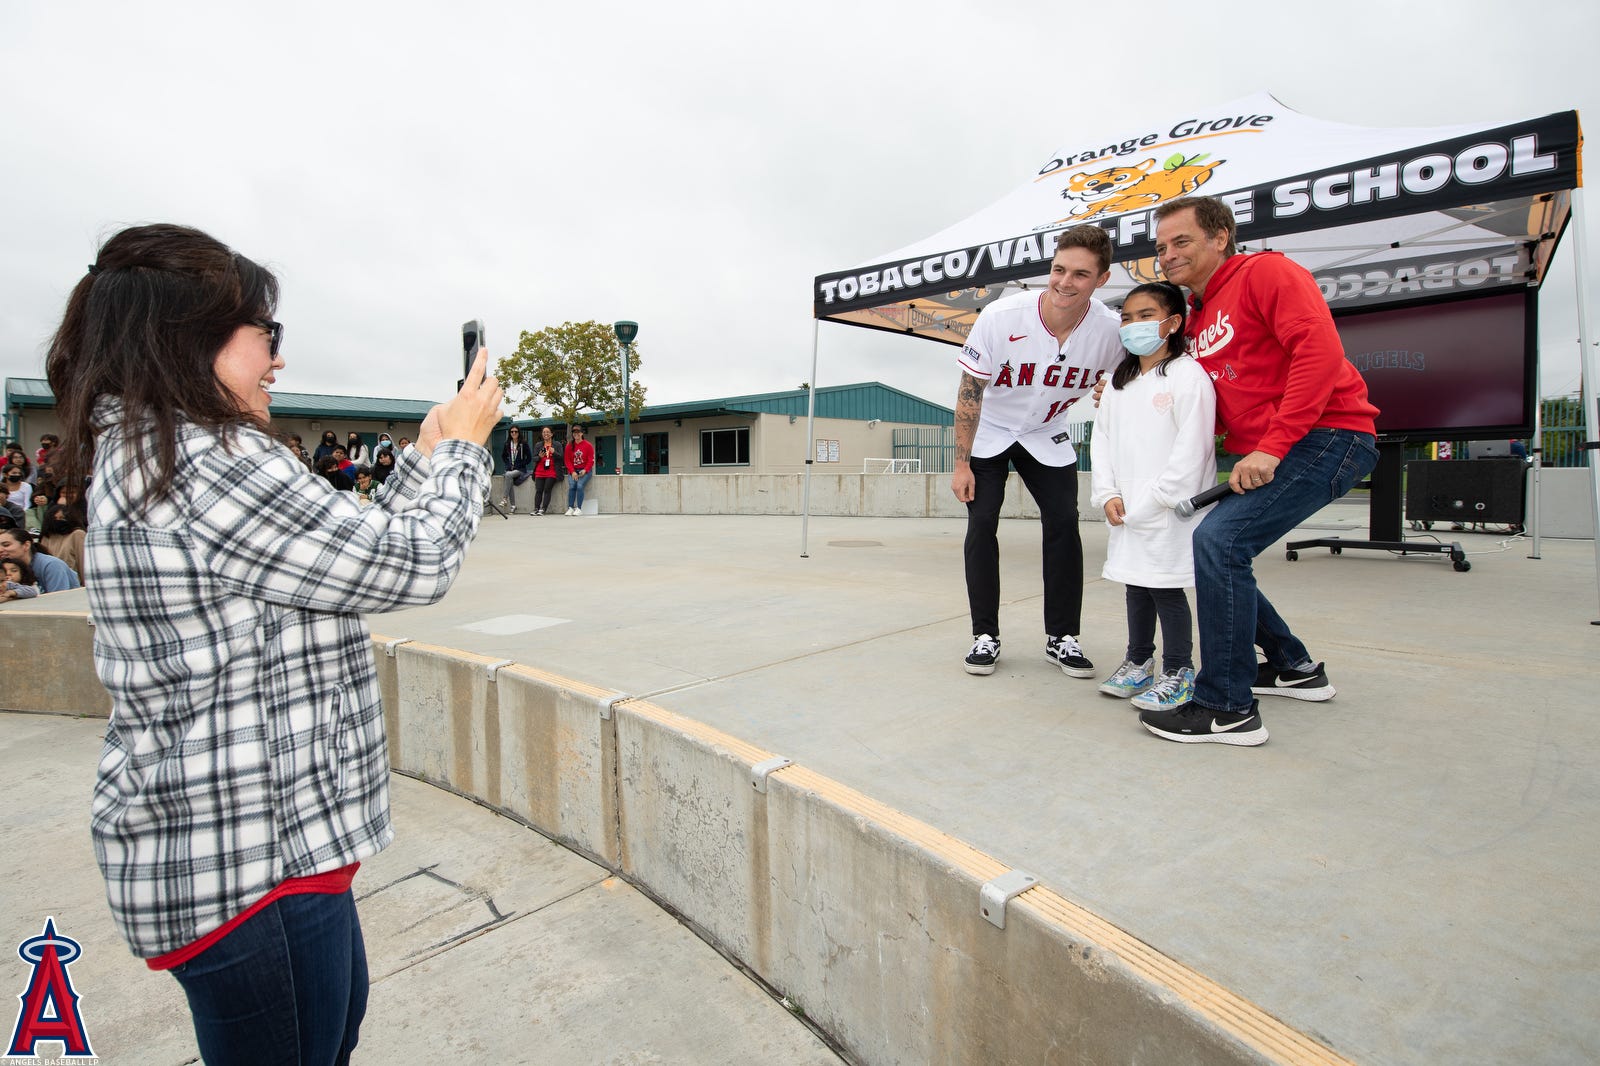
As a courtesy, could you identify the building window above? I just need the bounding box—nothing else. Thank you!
[700,426,749,467]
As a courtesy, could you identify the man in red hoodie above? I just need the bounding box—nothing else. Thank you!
[1138,196,1379,747]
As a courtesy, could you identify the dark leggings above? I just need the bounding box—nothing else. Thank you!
[1125,584,1193,673]
[534,477,558,512]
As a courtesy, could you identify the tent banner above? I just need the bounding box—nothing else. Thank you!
[814,93,1581,325]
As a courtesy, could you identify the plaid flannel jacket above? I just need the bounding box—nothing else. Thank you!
[86,411,488,958]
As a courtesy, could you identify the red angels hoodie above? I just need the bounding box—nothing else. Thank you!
[1186,252,1378,457]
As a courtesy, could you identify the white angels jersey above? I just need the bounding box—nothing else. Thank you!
[956,289,1124,466]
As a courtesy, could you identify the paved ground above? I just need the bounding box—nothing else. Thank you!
[5,500,1597,1064]
[1,711,843,1065]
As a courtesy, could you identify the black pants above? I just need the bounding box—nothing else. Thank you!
[1124,584,1193,673]
[534,477,558,512]
[963,442,1083,639]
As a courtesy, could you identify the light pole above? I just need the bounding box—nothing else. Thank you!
[613,321,638,475]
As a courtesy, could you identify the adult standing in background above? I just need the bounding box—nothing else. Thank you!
[531,425,562,515]
[345,432,370,466]
[1137,195,1378,747]
[564,423,595,516]
[950,224,1125,678]
[46,222,503,1063]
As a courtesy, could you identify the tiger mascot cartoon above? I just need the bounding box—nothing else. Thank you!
[1058,153,1222,221]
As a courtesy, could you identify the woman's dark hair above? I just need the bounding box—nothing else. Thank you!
[41,505,82,537]
[47,224,280,505]
[4,557,37,586]
[1111,282,1189,390]
[0,528,36,558]
[321,430,337,445]
[372,449,395,482]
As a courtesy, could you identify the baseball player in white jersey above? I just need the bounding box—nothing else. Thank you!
[951,224,1125,676]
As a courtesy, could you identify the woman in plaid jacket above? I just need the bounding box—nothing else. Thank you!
[46,223,504,1065]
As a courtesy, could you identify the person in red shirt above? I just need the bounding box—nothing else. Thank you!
[563,423,596,515]
[1138,196,1379,747]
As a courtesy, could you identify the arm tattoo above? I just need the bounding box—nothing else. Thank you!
[954,372,984,463]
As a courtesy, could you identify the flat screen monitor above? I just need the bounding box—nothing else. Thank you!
[1332,290,1536,442]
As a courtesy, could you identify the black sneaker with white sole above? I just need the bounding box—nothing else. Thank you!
[965,634,1000,675]
[1140,700,1267,746]
[1045,635,1095,678]
[1251,661,1335,702]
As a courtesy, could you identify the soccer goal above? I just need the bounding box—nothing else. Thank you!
[862,458,922,474]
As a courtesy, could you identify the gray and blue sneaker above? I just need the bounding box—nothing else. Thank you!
[1132,667,1196,712]
[1098,658,1155,698]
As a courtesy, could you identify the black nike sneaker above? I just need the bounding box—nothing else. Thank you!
[1251,661,1335,702]
[1140,701,1267,746]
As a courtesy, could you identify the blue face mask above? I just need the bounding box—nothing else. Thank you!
[1119,316,1174,357]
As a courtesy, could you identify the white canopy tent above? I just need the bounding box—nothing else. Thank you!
[803,92,1595,614]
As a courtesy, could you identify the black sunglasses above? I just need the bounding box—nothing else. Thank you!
[254,320,284,356]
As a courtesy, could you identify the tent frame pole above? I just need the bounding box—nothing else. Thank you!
[1571,187,1600,623]
[800,319,819,558]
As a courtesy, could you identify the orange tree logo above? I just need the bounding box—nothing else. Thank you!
[1059,153,1223,221]
[7,918,94,1059]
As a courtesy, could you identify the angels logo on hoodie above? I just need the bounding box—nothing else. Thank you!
[1190,310,1235,359]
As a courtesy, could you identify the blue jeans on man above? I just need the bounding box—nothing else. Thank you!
[1191,428,1378,713]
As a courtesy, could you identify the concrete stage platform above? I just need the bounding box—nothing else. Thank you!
[4,501,1596,1064]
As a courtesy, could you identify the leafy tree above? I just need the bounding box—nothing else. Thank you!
[495,320,646,428]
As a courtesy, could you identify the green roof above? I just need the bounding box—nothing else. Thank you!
[4,377,436,421]
[513,382,953,428]
[7,377,951,427]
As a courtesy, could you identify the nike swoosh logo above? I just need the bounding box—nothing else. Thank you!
[1009,333,1028,342]
[1274,676,1318,688]
[1210,717,1254,733]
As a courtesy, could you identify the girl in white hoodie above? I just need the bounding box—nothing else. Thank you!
[1089,282,1217,711]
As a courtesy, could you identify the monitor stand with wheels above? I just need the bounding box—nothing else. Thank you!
[1284,440,1469,572]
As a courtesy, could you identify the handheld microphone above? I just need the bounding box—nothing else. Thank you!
[1175,482,1234,520]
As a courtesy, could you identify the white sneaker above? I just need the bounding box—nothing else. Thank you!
[566,507,576,516]
[508,502,517,513]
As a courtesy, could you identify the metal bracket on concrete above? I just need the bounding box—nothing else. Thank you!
[599,695,631,720]
[979,869,1039,930]
[485,659,515,682]
[383,638,414,657]
[750,756,792,793]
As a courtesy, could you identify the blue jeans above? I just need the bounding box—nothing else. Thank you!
[170,891,368,1066]
[1192,429,1378,713]
[566,469,593,509]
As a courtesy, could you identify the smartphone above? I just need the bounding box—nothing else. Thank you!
[461,319,486,382]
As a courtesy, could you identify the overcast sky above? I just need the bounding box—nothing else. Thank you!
[3,0,1595,418]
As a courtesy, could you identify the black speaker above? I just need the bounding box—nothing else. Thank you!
[1405,459,1526,524]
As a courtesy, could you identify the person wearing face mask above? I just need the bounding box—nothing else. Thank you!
[1089,282,1215,714]
[313,429,340,463]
